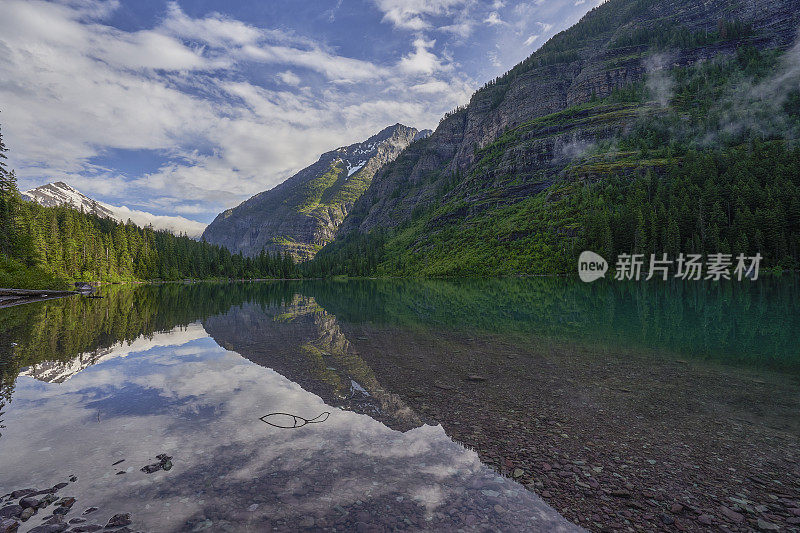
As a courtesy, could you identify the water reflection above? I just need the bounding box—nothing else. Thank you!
[0,285,582,532]
[203,295,423,432]
[0,278,798,532]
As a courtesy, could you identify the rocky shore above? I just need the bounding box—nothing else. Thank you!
[0,478,134,533]
[0,289,78,309]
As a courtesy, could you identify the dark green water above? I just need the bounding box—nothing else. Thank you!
[3,277,798,381]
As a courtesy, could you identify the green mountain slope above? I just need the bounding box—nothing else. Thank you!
[314,0,800,277]
[202,124,428,260]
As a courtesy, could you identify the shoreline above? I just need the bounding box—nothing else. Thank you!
[0,288,79,309]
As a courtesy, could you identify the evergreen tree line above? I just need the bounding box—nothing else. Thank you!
[583,141,800,270]
[0,125,299,284]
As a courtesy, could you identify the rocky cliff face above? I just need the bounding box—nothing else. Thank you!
[335,0,799,238]
[202,124,428,260]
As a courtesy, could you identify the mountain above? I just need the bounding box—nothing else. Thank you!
[202,124,430,260]
[318,0,800,276]
[21,181,207,238]
[22,181,115,218]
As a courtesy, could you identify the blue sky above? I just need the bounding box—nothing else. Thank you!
[0,0,603,232]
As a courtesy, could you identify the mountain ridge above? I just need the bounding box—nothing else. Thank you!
[316,0,800,276]
[202,123,429,260]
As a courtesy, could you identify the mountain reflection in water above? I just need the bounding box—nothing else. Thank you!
[0,279,798,532]
[0,282,588,532]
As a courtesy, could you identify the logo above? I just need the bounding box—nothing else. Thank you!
[578,251,608,282]
[577,251,762,282]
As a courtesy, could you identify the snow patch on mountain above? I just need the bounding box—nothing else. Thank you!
[22,182,207,238]
[347,161,366,177]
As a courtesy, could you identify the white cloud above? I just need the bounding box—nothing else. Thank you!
[1,0,603,224]
[398,38,447,75]
[524,34,540,46]
[484,12,505,26]
[537,21,555,33]
[107,204,208,237]
[373,0,468,30]
[276,70,301,86]
[0,0,473,222]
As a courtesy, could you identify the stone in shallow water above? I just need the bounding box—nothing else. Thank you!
[27,523,68,533]
[105,513,131,528]
[0,518,20,533]
[756,519,780,531]
[0,506,22,520]
[18,497,39,509]
[19,508,34,521]
[71,525,102,533]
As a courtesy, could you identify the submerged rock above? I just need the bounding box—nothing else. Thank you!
[0,518,19,533]
[71,525,102,532]
[756,519,780,531]
[19,497,39,509]
[141,454,173,474]
[28,523,68,533]
[39,494,58,508]
[105,513,131,528]
[0,506,22,519]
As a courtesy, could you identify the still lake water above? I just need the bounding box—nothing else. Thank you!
[0,279,798,532]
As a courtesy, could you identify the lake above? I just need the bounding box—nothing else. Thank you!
[1,279,798,532]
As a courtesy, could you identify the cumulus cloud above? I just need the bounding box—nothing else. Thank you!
[0,0,603,225]
[398,38,448,75]
[373,0,467,30]
[484,12,505,26]
[0,0,474,223]
[276,70,301,86]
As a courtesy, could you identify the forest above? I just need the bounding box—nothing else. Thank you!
[3,43,800,284]
[314,46,800,277]
[0,129,298,289]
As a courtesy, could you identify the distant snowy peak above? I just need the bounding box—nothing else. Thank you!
[22,181,115,219]
[21,182,207,238]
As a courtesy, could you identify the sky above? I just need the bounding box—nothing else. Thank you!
[0,0,604,233]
